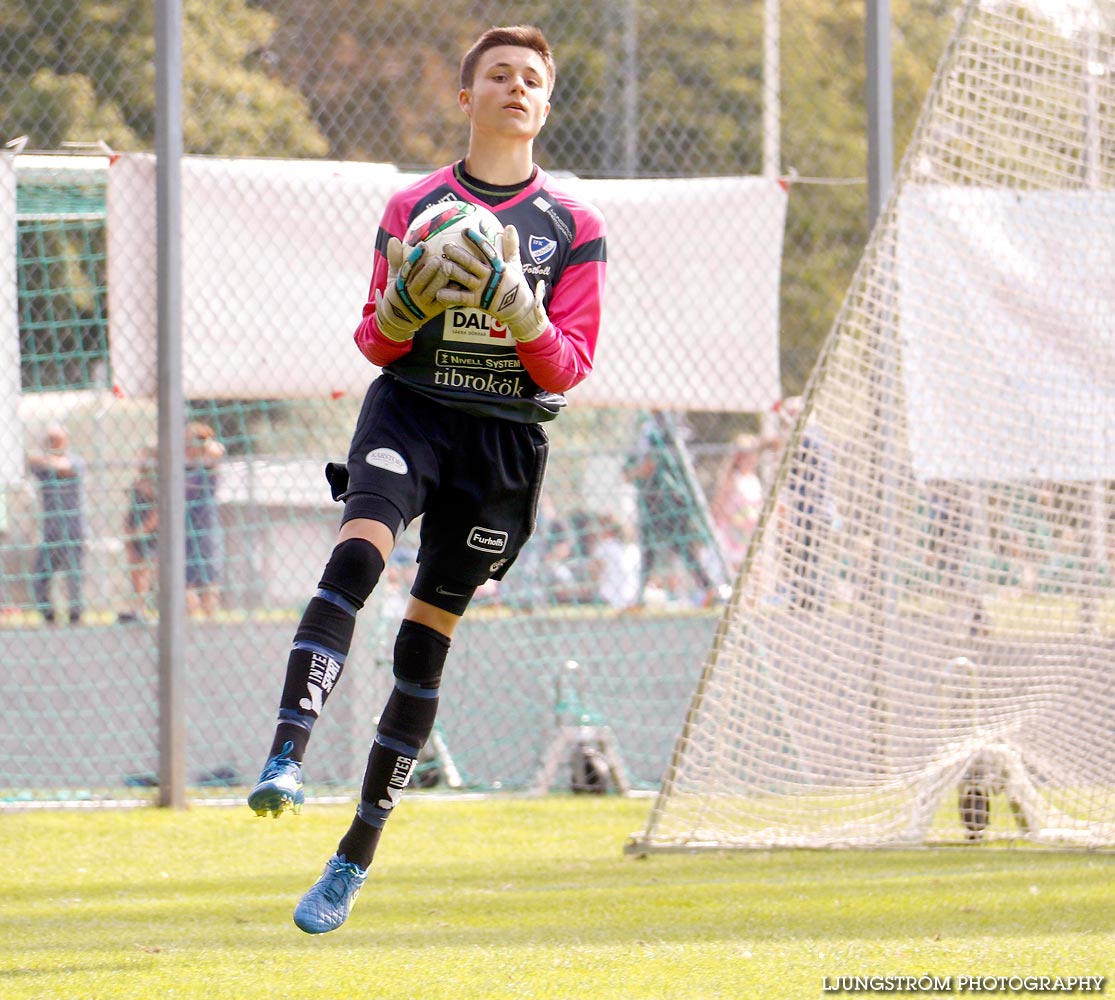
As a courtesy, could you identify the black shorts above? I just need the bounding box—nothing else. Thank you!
[341,376,549,585]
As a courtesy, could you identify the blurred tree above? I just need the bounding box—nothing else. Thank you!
[0,0,327,156]
[1,0,955,404]
[253,0,482,166]
[255,0,766,175]
[777,0,955,392]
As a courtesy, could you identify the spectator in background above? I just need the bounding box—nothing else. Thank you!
[565,510,604,603]
[27,423,87,626]
[590,514,642,610]
[710,432,765,574]
[184,421,225,619]
[509,494,595,608]
[544,509,598,606]
[119,446,159,623]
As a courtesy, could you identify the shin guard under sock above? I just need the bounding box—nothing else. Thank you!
[268,539,385,759]
[337,621,450,868]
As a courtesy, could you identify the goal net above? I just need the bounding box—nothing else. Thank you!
[630,0,1115,850]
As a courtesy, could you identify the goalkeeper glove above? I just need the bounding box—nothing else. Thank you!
[374,237,451,342]
[438,225,549,343]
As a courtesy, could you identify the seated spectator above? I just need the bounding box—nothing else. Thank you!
[590,514,642,610]
[711,432,764,573]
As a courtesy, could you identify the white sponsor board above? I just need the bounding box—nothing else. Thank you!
[107,155,399,401]
[567,175,785,412]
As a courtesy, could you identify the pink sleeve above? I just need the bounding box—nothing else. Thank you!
[354,250,414,368]
[514,258,604,393]
[354,194,414,367]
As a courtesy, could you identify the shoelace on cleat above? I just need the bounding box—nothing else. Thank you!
[259,757,298,781]
[259,742,300,782]
[320,859,364,904]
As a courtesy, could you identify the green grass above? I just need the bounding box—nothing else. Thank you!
[2,796,1113,999]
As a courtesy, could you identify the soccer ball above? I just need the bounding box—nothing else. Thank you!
[403,199,503,271]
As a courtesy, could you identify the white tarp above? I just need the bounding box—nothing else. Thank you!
[567,175,785,411]
[107,154,401,401]
[107,155,786,410]
[897,185,1115,481]
[0,154,22,485]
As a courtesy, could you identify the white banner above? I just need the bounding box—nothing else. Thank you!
[107,155,786,410]
[897,185,1115,481]
[0,154,22,485]
[107,155,401,401]
[567,175,786,411]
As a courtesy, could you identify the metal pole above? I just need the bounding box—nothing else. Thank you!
[622,0,639,176]
[865,0,893,225]
[155,0,187,808]
[762,0,781,178]
[864,0,897,776]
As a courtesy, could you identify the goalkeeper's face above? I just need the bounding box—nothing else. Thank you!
[461,45,551,141]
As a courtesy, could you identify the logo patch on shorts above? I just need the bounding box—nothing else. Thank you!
[365,448,408,474]
[435,584,470,598]
[467,526,508,553]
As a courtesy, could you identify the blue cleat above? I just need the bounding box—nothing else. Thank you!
[247,740,304,818]
[293,853,368,934]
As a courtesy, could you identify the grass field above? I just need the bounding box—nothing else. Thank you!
[2,795,1113,999]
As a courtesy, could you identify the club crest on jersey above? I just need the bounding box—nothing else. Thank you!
[528,235,557,265]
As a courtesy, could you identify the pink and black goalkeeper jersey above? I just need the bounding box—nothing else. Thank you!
[354,164,607,424]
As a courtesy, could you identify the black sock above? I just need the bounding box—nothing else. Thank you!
[269,721,311,761]
[265,540,386,765]
[332,622,450,869]
[336,815,383,870]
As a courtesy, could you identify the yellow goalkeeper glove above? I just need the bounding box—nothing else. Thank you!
[373,237,451,342]
[437,225,548,343]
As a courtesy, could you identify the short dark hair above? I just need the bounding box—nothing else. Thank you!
[460,25,555,94]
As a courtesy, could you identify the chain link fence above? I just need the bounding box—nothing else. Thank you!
[0,0,955,800]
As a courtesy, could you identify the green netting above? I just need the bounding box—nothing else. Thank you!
[3,164,757,800]
[16,171,109,392]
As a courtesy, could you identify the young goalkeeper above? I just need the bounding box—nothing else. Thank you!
[247,23,607,934]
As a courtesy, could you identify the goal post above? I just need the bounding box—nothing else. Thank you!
[629,0,1115,852]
